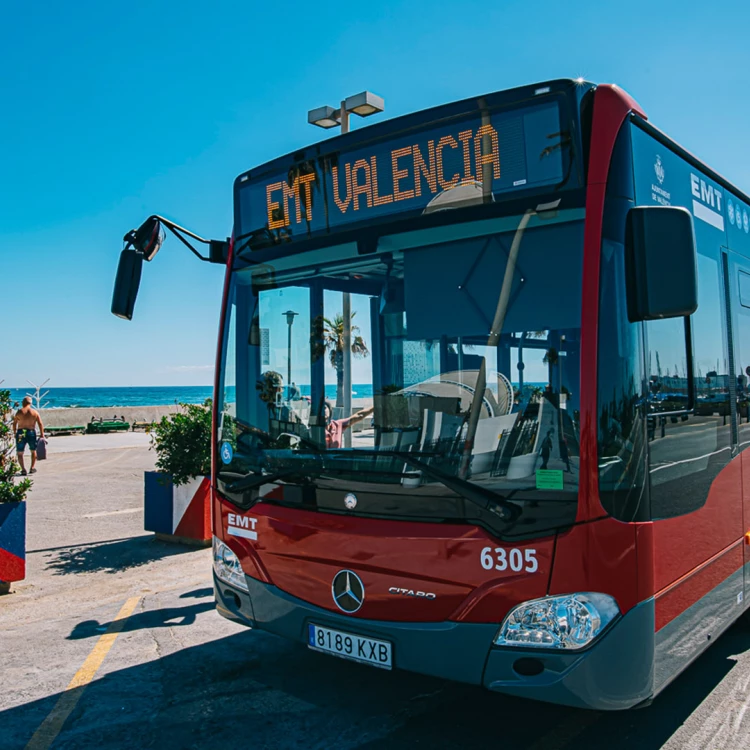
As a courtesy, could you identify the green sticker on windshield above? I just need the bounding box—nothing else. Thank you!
[536,469,564,490]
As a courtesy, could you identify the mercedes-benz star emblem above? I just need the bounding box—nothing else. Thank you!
[344,493,358,510]
[331,570,365,613]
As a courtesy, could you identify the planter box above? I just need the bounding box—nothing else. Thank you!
[144,472,211,544]
[0,501,26,589]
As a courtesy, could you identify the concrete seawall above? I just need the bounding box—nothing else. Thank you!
[40,405,183,428]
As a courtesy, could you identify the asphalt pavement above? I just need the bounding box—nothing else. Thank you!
[2,437,750,749]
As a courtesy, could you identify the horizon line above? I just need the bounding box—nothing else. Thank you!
[3,384,216,390]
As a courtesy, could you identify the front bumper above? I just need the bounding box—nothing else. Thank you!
[214,573,655,710]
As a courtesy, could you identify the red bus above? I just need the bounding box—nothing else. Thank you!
[113,79,750,709]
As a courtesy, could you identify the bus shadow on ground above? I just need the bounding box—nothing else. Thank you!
[5,612,750,750]
[43,535,203,576]
[67,600,216,640]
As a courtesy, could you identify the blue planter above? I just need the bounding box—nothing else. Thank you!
[144,472,211,542]
[0,501,26,584]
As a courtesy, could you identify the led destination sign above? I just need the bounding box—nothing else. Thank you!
[238,100,568,243]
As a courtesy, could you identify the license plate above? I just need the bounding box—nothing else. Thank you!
[308,624,392,669]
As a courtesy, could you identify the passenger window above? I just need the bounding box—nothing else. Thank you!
[739,270,750,309]
[647,253,731,519]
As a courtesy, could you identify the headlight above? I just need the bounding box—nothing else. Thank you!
[494,593,619,650]
[213,536,248,592]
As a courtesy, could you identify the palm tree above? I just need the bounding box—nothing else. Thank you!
[543,347,559,389]
[312,313,369,407]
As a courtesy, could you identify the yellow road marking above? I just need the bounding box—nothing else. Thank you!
[525,710,601,750]
[25,596,140,750]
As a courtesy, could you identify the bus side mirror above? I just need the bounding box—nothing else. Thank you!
[130,217,164,261]
[111,248,143,320]
[625,205,698,322]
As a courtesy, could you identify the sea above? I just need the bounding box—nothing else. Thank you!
[5,385,377,409]
[6,381,551,410]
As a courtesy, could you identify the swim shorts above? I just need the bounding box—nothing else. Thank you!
[16,429,38,453]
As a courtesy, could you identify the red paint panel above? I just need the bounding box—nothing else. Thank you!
[0,547,25,583]
[741,449,750,570]
[447,562,554,623]
[652,457,743,595]
[216,498,554,624]
[549,517,639,615]
[578,85,646,523]
[635,522,655,604]
[655,542,743,631]
[174,477,212,540]
[212,491,271,583]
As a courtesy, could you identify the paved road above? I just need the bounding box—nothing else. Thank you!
[2,443,750,749]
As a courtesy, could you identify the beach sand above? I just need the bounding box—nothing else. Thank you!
[39,399,374,428]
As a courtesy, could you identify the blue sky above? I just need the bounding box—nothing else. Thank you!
[2,0,749,387]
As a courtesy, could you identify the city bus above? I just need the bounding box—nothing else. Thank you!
[112,79,750,709]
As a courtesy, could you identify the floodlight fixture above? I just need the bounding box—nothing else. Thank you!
[308,105,340,129]
[307,91,385,133]
[344,91,384,117]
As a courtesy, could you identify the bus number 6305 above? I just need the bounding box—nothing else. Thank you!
[481,547,538,573]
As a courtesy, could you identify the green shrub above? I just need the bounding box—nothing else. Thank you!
[150,400,212,486]
[0,390,32,503]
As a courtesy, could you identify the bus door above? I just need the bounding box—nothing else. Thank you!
[646,243,742,672]
[724,250,750,595]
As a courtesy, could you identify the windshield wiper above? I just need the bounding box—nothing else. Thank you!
[399,454,521,523]
[225,468,303,493]
[326,449,521,523]
[223,456,354,494]
[224,451,521,523]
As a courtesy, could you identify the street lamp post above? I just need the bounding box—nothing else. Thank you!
[307,91,384,133]
[283,310,298,399]
[307,92,384,443]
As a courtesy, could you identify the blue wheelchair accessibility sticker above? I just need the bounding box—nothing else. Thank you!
[220,442,233,464]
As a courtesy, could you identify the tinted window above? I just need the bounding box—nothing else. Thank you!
[599,123,738,521]
[645,253,731,518]
[217,211,584,539]
[626,124,735,520]
[598,237,647,520]
[597,122,648,521]
[739,270,750,309]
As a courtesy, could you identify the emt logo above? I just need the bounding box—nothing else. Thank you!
[690,173,724,231]
[227,514,258,541]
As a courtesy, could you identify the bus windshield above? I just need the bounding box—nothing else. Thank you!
[217,208,584,538]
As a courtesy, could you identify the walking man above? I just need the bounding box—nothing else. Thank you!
[539,429,554,470]
[13,397,45,475]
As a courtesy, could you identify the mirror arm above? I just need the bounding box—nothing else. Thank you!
[124,215,214,262]
[164,223,211,262]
